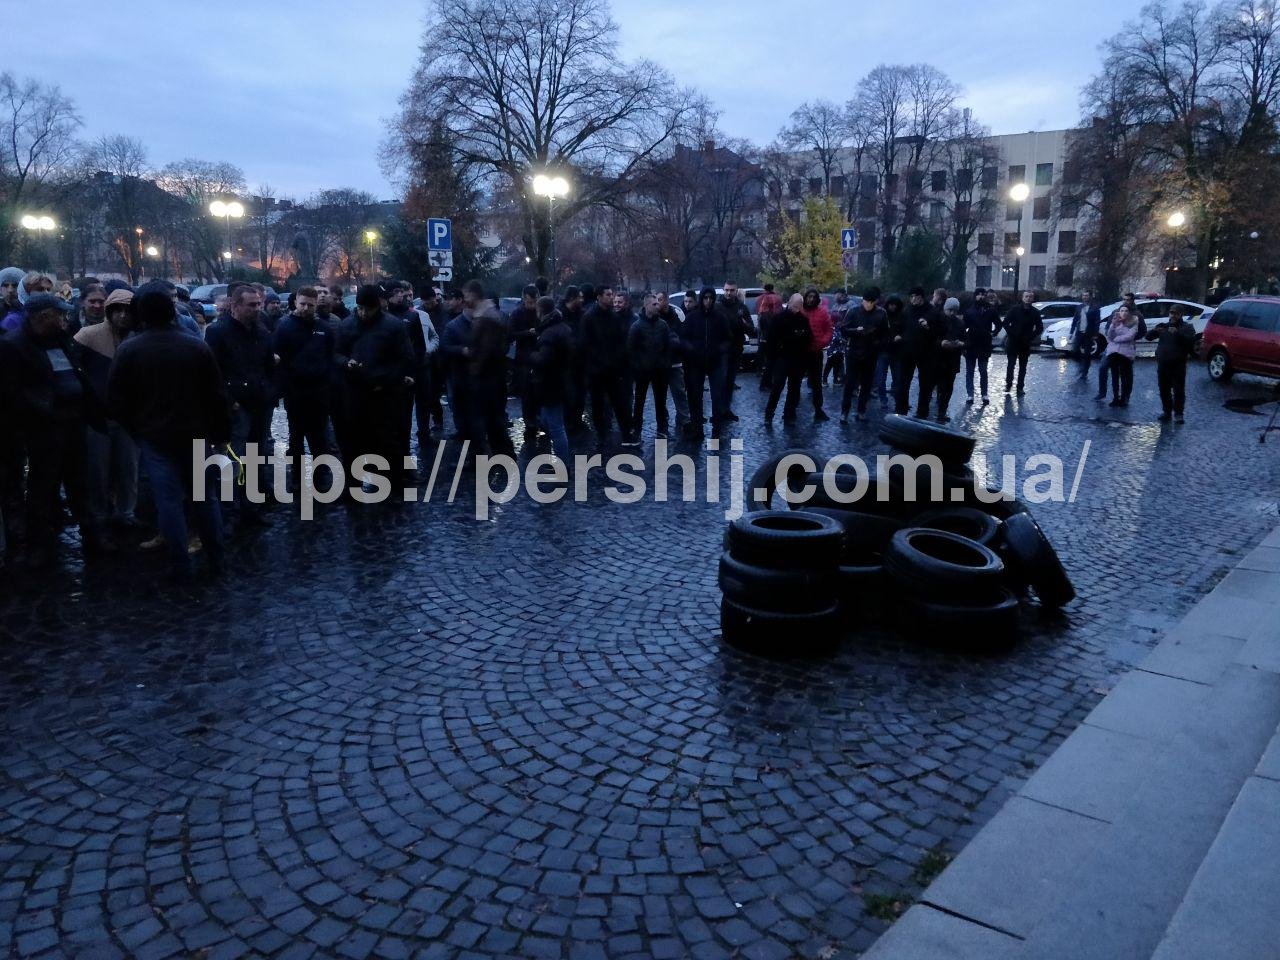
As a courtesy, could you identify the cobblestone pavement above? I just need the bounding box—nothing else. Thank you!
[3,353,1279,960]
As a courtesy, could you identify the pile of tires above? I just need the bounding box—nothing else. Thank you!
[879,414,977,468]
[719,510,844,656]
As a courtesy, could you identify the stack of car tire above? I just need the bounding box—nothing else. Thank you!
[724,423,1076,655]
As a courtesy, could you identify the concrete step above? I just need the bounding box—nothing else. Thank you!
[1149,774,1280,960]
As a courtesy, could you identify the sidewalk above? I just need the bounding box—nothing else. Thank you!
[862,523,1280,960]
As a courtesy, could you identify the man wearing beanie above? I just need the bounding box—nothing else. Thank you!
[334,284,414,486]
[916,297,966,422]
[894,286,939,415]
[839,287,887,422]
[109,286,230,579]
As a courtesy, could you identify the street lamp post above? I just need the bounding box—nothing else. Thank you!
[20,215,56,261]
[1006,182,1030,293]
[208,200,244,275]
[1013,246,1026,294]
[145,245,160,278]
[532,173,570,279]
[365,230,378,280]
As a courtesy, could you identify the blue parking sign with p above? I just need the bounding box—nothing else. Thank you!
[428,218,452,251]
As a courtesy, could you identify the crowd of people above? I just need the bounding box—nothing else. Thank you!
[0,263,1204,579]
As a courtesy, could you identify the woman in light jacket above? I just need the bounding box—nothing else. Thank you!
[1104,305,1139,407]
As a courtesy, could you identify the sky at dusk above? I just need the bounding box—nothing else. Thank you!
[1,0,1140,198]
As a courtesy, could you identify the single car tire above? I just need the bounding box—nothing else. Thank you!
[725,510,845,570]
[914,507,1003,548]
[720,596,840,657]
[718,552,838,614]
[884,527,1006,600]
[879,414,976,465]
[899,586,1021,640]
[794,470,917,518]
[801,508,904,561]
[746,447,821,512]
[1206,348,1232,383]
[1001,513,1076,608]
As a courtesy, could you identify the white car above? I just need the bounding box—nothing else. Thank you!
[1040,297,1211,356]
[993,301,1080,351]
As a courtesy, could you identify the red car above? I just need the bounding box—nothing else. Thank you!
[1202,295,1280,382]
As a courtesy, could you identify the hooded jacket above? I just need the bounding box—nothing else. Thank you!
[720,296,753,352]
[627,311,673,374]
[580,302,630,375]
[682,290,731,366]
[0,266,24,333]
[802,301,834,354]
[0,319,99,427]
[531,310,574,405]
[963,302,1002,354]
[771,306,813,364]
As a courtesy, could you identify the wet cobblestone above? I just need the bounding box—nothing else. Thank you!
[2,355,1279,958]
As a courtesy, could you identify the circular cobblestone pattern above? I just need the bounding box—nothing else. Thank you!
[3,356,1279,959]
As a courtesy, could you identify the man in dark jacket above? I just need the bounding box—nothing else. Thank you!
[1069,291,1102,381]
[205,285,276,524]
[419,286,449,434]
[894,287,938,415]
[682,287,731,438]
[918,297,967,422]
[463,279,512,456]
[840,287,887,421]
[756,282,784,392]
[963,288,1002,404]
[1155,304,1197,423]
[531,297,574,462]
[580,285,634,447]
[335,285,415,483]
[628,294,673,441]
[109,287,230,578]
[655,291,690,434]
[0,293,115,565]
[440,303,474,442]
[1002,290,1043,395]
[385,280,437,459]
[273,286,333,491]
[764,294,813,424]
[508,284,542,439]
[720,281,754,420]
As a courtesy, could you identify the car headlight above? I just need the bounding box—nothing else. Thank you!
[1058,336,1070,349]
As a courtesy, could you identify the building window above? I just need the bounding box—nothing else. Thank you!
[976,265,993,288]
[1063,160,1081,184]
[881,234,895,256]
[1060,195,1080,219]
[788,178,802,198]
[858,197,876,218]
[931,170,947,192]
[1006,203,1023,221]
[1005,231,1022,253]
[1033,195,1051,220]
[907,170,924,193]
[831,175,846,197]
[954,200,971,224]
[981,166,998,190]
[808,177,822,195]
[977,233,994,256]
[929,201,945,222]
[858,251,876,274]
[1055,265,1075,287]
[1058,230,1077,254]
[957,168,974,192]
[1035,162,1054,186]
[885,173,900,194]
[1008,164,1026,185]
[860,173,878,194]
[1031,231,1049,254]
[858,220,876,244]
[1028,265,1047,288]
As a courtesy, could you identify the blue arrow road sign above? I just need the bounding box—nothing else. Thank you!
[428,218,453,251]
[841,227,858,250]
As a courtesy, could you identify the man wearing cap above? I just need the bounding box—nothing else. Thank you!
[261,292,284,333]
[0,292,115,564]
[109,286,230,579]
[75,288,140,527]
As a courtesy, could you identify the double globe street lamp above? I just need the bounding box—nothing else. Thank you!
[1008,183,1031,292]
[532,173,570,279]
[209,199,244,271]
[20,215,56,258]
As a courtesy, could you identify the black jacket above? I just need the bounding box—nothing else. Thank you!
[389,304,429,367]
[108,326,232,451]
[682,304,731,366]
[720,297,753,352]
[627,314,673,374]
[0,322,99,427]
[901,303,940,352]
[580,304,630,375]
[335,310,413,391]
[963,303,1002,354]
[531,311,574,404]
[771,308,813,364]
[883,307,907,354]
[841,305,888,359]
[274,312,335,393]
[508,304,540,367]
[205,315,276,410]
[934,312,967,371]
[1002,303,1044,347]
[1155,318,1197,364]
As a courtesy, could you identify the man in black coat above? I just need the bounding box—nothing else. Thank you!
[109,287,231,579]
[530,297,574,462]
[720,281,754,421]
[335,285,415,485]
[273,286,334,491]
[1002,290,1043,395]
[1068,291,1102,381]
[682,287,731,438]
[764,294,813,424]
[894,287,938,415]
[918,297,966,422]
[840,287,887,421]
[559,285,587,431]
[963,288,1002,404]
[508,284,542,439]
[580,285,634,447]
[205,285,276,524]
[0,293,114,565]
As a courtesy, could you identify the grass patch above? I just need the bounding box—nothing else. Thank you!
[863,892,910,922]
[913,846,953,887]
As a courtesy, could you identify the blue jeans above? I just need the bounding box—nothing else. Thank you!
[540,403,571,462]
[137,440,225,575]
[874,352,895,402]
[964,351,990,398]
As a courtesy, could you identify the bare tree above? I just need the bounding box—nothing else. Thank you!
[80,135,154,282]
[393,0,697,274]
[155,159,247,280]
[934,110,1001,288]
[779,99,852,194]
[0,72,81,263]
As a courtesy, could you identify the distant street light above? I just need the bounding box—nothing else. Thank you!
[1008,182,1030,203]
[209,200,244,271]
[145,245,159,257]
[533,173,570,279]
[365,230,379,278]
[1167,211,1187,229]
[20,214,56,259]
[1013,245,1026,294]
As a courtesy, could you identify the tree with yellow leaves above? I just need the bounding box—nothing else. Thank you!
[759,196,847,293]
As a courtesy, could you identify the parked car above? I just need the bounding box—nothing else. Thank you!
[1040,297,1211,357]
[993,300,1080,351]
[1201,295,1280,382]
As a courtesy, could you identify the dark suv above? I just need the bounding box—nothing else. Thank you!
[1201,295,1280,382]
